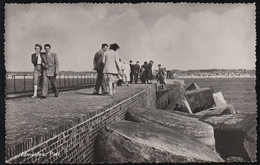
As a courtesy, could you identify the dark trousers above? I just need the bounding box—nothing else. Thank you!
[94,70,107,94]
[42,75,58,97]
[130,72,133,83]
[133,73,139,84]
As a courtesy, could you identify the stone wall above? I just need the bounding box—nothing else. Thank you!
[6,85,157,163]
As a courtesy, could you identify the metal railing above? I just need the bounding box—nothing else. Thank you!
[6,72,97,94]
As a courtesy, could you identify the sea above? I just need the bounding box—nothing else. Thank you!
[182,77,257,114]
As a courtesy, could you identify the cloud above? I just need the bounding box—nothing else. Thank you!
[5,4,255,72]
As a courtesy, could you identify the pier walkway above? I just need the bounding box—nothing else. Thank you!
[5,84,152,148]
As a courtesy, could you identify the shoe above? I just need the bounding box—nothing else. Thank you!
[41,96,47,99]
[30,95,37,99]
[55,93,59,97]
[102,92,109,94]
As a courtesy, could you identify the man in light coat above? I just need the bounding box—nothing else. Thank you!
[42,44,59,98]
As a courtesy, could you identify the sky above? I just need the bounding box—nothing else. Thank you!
[5,3,256,72]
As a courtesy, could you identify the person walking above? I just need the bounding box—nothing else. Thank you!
[31,44,48,98]
[93,43,108,95]
[102,43,122,95]
[42,44,59,98]
[122,60,130,86]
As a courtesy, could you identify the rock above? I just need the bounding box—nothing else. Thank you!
[186,82,200,91]
[94,121,224,163]
[212,92,227,107]
[194,104,237,117]
[200,113,257,161]
[126,107,215,150]
[225,157,244,162]
[156,80,190,113]
[185,88,215,113]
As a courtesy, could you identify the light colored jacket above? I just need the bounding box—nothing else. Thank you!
[45,52,59,76]
[103,50,121,74]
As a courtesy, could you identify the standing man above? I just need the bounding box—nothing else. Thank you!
[132,61,140,84]
[93,43,108,95]
[129,60,133,84]
[42,44,59,98]
[31,44,48,98]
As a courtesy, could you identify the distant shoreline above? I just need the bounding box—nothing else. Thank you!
[175,76,255,79]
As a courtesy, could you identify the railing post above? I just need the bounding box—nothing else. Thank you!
[59,75,61,87]
[23,74,26,92]
[64,75,66,87]
[80,75,83,85]
[77,75,79,86]
[72,76,74,86]
[67,75,70,86]
[12,75,16,92]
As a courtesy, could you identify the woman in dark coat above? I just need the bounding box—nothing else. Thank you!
[146,60,153,83]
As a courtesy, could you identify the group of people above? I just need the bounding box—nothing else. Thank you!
[130,60,154,84]
[93,43,123,96]
[30,42,167,98]
[31,44,59,98]
[93,43,168,96]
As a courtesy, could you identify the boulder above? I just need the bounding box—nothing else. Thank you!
[185,88,215,113]
[126,107,215,150]
[200,113,257,161]
[94,121,224,163]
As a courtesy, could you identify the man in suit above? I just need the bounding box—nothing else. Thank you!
[132,61,140,84]
[93,43,108,95]
[31,44,48,98]
[42,44,59,98]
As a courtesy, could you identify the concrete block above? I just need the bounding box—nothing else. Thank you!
[186,82,200,91]
[200,113,257,161]
[185,88,215,113]
[156,80,190,113]
[126,107,215,150]
[94,120,224,163]
[194,104,237,117]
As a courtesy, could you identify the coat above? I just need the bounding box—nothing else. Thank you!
[45,52,59,76]
[103,50,121,74]
[93,50,105,71]
[132,64,140,74]
[31,53,48,67]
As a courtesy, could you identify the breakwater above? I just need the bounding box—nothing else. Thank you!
[5,80,256,163]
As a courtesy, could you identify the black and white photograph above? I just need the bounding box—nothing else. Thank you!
[4,2,257,163]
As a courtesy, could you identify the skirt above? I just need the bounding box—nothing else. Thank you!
[33,65,43,86]
[104,73,119,83]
